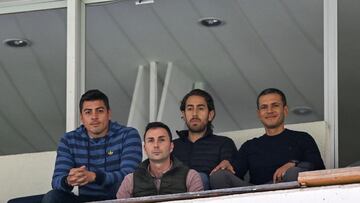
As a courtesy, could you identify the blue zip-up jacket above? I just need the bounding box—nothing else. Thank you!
[51,121,142,199]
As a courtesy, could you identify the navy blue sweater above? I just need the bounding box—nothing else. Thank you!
[232,129,325,185]
[51,121,142,199]
[173,129,237,175]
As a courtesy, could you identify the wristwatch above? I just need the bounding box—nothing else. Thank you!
[289,160,300,166]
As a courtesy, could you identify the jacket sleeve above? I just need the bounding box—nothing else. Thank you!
[219,137,237,161]
[116,173,134,199]
[94,128,142,188]
[51,134,74,192]
[299,133,325,170]
[231,141,249,179]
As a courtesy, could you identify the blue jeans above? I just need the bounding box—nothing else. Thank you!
[210,170,252,189]
[8,194,44,203]
[210,167,308,189]
[41,189,108,203]
[198,172,210,190]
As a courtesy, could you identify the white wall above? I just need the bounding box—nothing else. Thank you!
[0,151,56,202]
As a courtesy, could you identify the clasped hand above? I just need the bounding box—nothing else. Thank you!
[67,165,96,186]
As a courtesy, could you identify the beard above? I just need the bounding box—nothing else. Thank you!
[186,121,208,133]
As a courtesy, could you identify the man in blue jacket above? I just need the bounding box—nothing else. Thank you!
[42,89,142,203]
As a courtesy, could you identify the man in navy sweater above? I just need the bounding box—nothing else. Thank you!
[42,89,142,203]
[210,88,325,188]
[172,89,237,190]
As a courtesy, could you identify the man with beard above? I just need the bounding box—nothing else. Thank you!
[210,88,325,188]
[172,89,237,190]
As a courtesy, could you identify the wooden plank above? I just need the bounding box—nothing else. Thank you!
[298,166,360,187]
[95,181,300,203]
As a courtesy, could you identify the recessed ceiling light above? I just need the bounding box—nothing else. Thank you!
[3,38,31,48]
[198,17,224,27]
[292,106,313,115]
[135,0,154,5]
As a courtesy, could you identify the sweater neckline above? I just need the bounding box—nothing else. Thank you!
[264,128,288,138]
[176,128,214,141]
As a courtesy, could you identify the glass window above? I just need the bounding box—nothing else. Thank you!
[0,8,66,155]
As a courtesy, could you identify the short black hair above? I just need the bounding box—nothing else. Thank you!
[180,89,215,129]
[256,88,287,109]
[144,122,172,141]
[79,89,110,112]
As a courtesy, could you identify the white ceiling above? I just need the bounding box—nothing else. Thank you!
[0,0,326,155]
[85,0,323,130]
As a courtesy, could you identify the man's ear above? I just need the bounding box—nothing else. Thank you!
[208,110,215,122]
[170,142,174,153]
[108,109,112,119]
[256,109,261,119]
[143,142,148,155]
[80,113,84,124]
[284,105,289,117]
[181,111,185,120]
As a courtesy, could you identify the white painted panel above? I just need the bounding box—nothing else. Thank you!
[127,65,149,137]
[0,151,56,202]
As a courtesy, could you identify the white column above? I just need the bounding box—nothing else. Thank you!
[127,65,149,136]
[324,0,338,168]
[157,62,173,121]
[149,61,158,122]
[66,0,84,131]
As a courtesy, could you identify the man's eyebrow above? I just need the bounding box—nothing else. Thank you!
[186,104,206,107]
[82,107,105,112]
[260,102,281,106]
